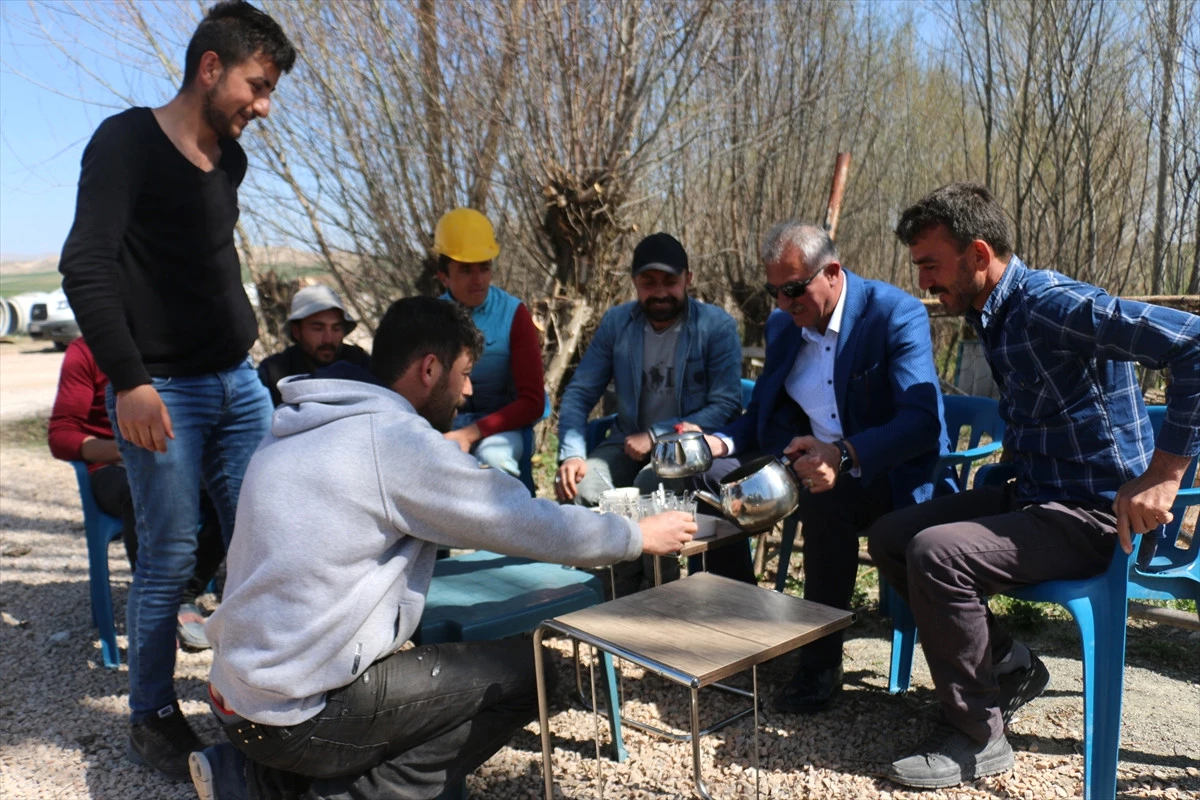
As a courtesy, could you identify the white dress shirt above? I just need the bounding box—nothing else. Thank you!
[784,278,847,444]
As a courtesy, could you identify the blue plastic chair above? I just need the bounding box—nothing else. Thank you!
[71,461,123,669]
[416,551,628,763]
[938,395,1005,491]
[887,405,1198,800]
[739,377,755,409]
[517,393,553,495]
[1127,410,1200,605]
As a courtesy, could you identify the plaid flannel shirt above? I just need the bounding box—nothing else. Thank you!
[968,256,1200,506]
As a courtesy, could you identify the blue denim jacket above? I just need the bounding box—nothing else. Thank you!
[557,296,743,462]
[969,256,1200,505]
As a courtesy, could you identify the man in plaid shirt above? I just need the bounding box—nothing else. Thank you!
[869,182,1200,789]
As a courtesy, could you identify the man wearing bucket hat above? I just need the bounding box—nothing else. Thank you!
[434,208,547,480]
[257,284,371,407]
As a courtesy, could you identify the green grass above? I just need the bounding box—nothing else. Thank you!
[0,272,62,297]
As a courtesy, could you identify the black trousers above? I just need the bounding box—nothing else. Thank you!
[89,463,225,603]
[696,455,893,670]
[229,637,555,800]
[867,484,1115,743]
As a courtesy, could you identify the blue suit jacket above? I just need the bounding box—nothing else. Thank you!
[721,269,951,509]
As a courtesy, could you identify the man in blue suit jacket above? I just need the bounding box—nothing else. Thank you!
[694,222,950,714]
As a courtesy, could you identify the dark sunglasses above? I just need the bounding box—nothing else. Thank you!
[764,266,826,299]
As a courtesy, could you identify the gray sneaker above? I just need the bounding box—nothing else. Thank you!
[189,744,248,800]
[177,603,211,651]
[888,725,1013,789]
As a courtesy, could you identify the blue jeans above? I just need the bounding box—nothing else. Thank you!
[108,358,272,721]
[453,413,523,477]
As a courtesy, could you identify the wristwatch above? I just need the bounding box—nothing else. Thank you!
[835,440,854,475]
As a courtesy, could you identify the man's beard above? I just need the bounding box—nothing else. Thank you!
[642,296,683,323]
[928,257,978,313]
[202,81,239,139]
[312,345,339,366]
[424,372,464,433]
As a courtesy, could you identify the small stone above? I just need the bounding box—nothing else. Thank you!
[2,611,29,628]
[1,544,32,557]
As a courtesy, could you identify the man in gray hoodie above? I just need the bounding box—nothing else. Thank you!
[189,296,696,800]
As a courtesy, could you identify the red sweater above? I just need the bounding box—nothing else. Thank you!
[48,338,116,474]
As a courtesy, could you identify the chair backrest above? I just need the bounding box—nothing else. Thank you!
[71,461,123,544]
[1128,405,1200,599]
[740,378,755,409]
[943,395,1004,453]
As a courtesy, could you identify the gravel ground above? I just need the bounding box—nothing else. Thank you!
[1,441,1197,800]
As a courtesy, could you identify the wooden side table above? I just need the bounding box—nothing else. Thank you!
[534,573,854,799]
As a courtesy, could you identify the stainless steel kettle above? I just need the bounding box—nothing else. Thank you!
[649,430,713,478]
[695,455,802,529]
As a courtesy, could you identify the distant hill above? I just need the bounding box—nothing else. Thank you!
[1,247,330,299]
[0,255,60,276]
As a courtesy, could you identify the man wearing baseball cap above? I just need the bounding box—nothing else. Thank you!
[555,232,743,596]
[257,284,370,406]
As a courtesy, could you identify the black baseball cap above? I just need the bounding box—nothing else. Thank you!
[631,232,689,277]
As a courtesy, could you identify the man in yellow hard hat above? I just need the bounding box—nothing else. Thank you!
[434,208,546,481]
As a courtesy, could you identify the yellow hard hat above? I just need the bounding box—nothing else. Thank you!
[434,208,500,263]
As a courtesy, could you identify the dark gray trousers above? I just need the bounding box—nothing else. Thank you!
[228,638,554,800]
[866,484,1116,743]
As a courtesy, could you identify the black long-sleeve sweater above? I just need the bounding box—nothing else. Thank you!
[59,107,259,391]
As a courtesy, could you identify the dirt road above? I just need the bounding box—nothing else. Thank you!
[0,339,65,421]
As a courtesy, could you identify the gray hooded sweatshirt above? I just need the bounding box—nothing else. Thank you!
[207,374,642,726]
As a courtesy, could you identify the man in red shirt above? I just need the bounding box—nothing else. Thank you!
[48,337,224,649]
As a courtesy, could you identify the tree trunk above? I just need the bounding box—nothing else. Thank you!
[1151,0,1180,294]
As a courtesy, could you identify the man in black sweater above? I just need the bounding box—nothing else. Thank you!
[257,285,371,406]
[57,1,296,784]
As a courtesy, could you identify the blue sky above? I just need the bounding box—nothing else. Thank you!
[0,33,101,259]
[0,2,179,259]
[1,0,940,260]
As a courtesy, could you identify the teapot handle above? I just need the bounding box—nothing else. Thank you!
[779,454,809,492]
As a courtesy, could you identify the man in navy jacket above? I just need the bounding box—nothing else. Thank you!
[694,221,951,714]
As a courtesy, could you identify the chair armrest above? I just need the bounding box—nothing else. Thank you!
[1171,486,1200,511]
[953,441,1003,461]
[937,441,1003,468]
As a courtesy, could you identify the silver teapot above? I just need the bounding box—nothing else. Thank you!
[649,430,713,478]
[695,455,802,529]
